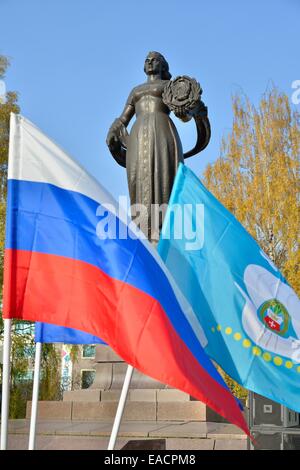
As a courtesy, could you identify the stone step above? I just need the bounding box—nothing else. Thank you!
[8,419,247,450]
[26,400,207,422]
[7,434,247,450]
[63,388,190,403]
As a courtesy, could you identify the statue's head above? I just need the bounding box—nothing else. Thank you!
[144,52,172,80]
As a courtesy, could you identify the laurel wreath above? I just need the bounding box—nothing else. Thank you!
[162,76,202,114]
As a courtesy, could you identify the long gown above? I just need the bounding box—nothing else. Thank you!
[125,80,183,240]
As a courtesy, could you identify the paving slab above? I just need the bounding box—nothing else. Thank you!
[54,421,112,436]
[7,434,247,451]
[149,421,245,440]
[214,439,248,450]
[207,423,246,440]
[166,438,215,450]
[9,420,71,435]
[117,421,183,438]
[149,421,211,438]
[6,419,247,450]
[7,434,128,450]
[32,421,74,435]
[51,421,176,438]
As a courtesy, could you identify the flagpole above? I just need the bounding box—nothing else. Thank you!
[107,364,134,450]
[1,319,12,450]
[28,341,42,450]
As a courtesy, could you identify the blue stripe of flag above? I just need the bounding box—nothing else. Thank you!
[35,322,105,344]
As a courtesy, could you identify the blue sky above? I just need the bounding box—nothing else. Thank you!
[0,0,299,199]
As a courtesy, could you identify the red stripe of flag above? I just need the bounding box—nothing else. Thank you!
[3,248,250,436]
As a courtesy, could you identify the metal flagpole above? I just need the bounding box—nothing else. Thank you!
[1,319,12,450]
[107,364,134,450]
[28,341,42,450]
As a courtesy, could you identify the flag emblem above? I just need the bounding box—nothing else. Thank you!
[259,300,289,336]
[238,263,300,360]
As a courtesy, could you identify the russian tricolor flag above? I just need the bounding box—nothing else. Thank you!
[3,114,249,435]
[34,322,105,344]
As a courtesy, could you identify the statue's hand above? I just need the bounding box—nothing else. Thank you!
[174,106,186,119]
[106,129,120,152]
[106,118,128,168]
[173,106,191,123]
[106,118,129,150]
[106,120,121,149]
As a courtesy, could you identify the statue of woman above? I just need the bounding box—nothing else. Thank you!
[106,51,210,241]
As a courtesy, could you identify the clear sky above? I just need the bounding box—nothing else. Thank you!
[0,0,299,199]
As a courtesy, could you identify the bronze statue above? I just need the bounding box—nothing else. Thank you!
[106,51,210,241]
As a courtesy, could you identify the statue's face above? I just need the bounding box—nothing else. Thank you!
[144,55,163,76]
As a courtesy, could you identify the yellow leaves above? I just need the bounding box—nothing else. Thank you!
[0,58,20,296]
[203,87,300,296]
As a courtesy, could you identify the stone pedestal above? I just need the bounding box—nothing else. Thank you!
[89,345,167,390]
[28,342,248,423]
[27,389,209,422]
[63,344,202,422]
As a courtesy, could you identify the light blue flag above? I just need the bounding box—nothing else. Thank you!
[158,163,300,412]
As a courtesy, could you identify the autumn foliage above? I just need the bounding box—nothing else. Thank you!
[204,88,299,296]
